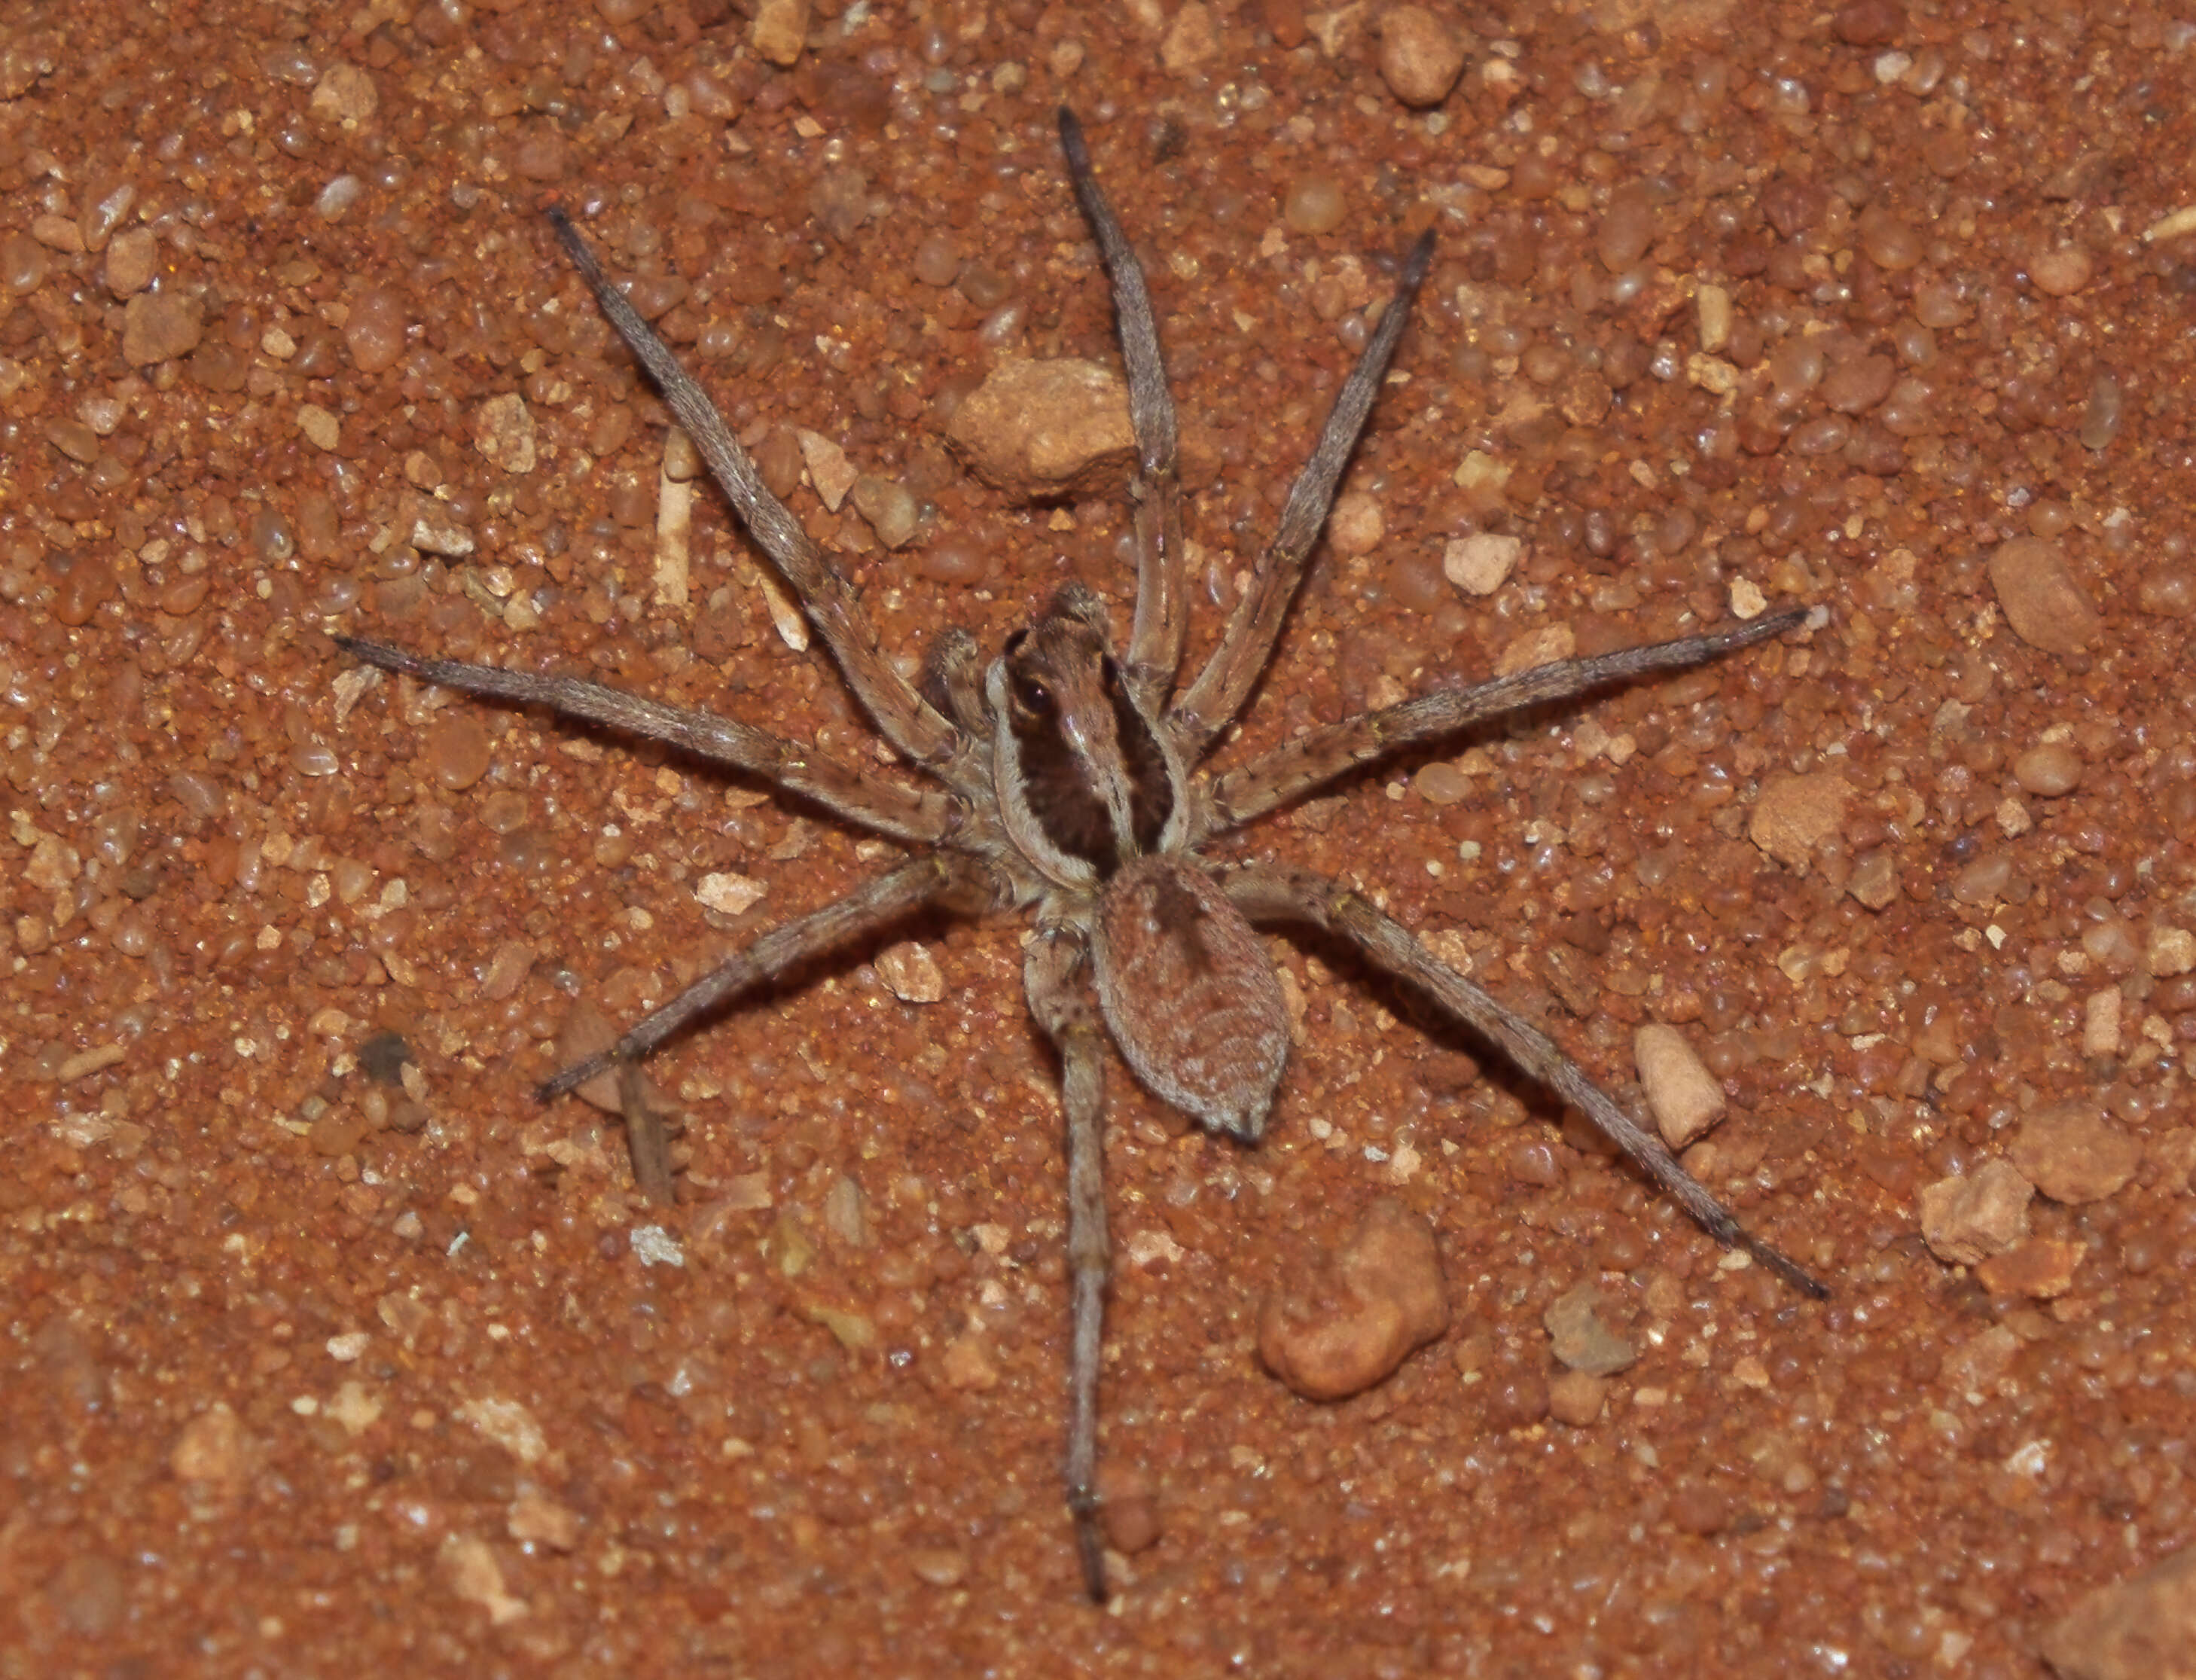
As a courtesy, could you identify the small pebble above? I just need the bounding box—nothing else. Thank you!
[1597,185,1656,273]
[309,62,379,123]
[458,1395,547,1465]
[1444,532,1520,596]
[1493,623,1575,677]
[2083,986,2121,1058]
[2008,1101,2140,1204]
[171,1401,248,1486]
[121,291,204,365]
[1989,535,2100,655]
[427,712,493,791]
[941,1334,999,1392]
[1669,1480,1733,1536]
[1975,1237,2082,1300]
[2012,741,2082,796]
[472,394,537,474]
[1284,174,1347,236]
[1847,849,1899,910]
[2137,567,2196,617]
[907,1547,969,1588]
[822,1175,868,1247]
[696,871,767,916]
[874,940,945,1003]
[912,232,961,288]
[850,474,919,548]
[1099,1465,1161,1554]
[1917,1158,2032,1264]
[441,1535,527,1625]
[1543,1283,1636,1376]
[343,285,407,373]
[103,227,159,297]
[1635,1024,1725,1148]
[1547,1368,1609,1427]
[2147,927,2196,977]
[1377,5,1466,107]
[297,403,340,450]
[1950,852,2013,905]
[1327,489,1383,556]
[796,428,857,511]
[2030,244,2094,297]
[752,0,808,67]
[1747,772,1850,871]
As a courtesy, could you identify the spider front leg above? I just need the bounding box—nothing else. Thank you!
[1024,923,1115,1602]
[1169,227,1436,762]
[545,209,978,791]
[540,855,984,1196]
[1197,605,1810,837]
[1058,109,1187,714]
[1221,863,1830,1299]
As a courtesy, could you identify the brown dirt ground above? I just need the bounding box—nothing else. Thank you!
[5,1,2195,1674]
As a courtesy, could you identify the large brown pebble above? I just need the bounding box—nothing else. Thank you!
[1989,536,2101,655]
[2011,1102,2140,1204]
[945,358,1133,501]
[1747,772,1850,870]
[121,291,205,365]
[1377,5,1466,107]
[2039,1544,2196,1680]
[1258,1198,1448,1401]
[1918,1158,2033,1265]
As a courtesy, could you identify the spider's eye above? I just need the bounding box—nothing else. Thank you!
[1014,674,1054,715]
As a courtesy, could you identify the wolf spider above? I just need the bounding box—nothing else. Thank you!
[337,108,1825,1602]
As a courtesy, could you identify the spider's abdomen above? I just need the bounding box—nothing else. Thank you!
[1092,856,1288,1139]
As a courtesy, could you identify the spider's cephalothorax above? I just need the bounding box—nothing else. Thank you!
[990,583,1289,1141]
[337,108,1825,1604]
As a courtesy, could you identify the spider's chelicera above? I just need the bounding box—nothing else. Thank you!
[338,108,1825,1602]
